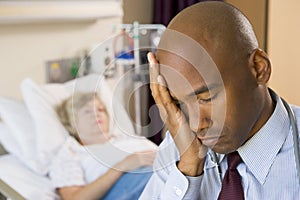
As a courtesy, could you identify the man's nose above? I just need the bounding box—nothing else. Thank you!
[188,106,211,133]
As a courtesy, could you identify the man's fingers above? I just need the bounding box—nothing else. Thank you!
[157,75,172,106]
[148,52,160,99]
[156,75,184,127]
[147,52,158,64]
[148,52,159,84]
[157,75,166,87]
[147,52,181,124]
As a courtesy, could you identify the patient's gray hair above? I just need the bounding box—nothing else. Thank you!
[56,92,103,142]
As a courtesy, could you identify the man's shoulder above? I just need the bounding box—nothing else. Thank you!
[290,105,300,140]
[291,104,300,120]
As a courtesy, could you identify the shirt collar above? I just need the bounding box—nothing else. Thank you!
[206,149,225,169]
[237,90,290,184]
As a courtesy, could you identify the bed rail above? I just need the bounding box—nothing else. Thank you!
[0,144,25,200]
[0,178,25,200]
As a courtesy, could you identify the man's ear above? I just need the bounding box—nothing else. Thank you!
[248,49,271,84]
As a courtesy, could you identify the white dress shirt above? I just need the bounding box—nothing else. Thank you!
[140,93,300,199]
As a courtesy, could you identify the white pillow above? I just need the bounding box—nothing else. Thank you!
[0,98,41,172]
[21,74,135,175]
[21,79,70,175]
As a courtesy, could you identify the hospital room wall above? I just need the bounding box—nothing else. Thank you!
[227,0,300,105]
[0,0,153,100]
[0,17,121,99]
[267,0,300,105]
[1,0,299,105]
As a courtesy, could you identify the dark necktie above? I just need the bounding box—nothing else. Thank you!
[217,151,244,200]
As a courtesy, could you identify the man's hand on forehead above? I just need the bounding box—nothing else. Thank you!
[148,52,175,116]
[148,52,207,176]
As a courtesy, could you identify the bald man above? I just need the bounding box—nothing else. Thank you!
[140,1,300,200]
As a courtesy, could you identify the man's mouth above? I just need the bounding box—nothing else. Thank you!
[197,135,221,146]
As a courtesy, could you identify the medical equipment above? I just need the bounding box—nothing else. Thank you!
[113,22,166,136]
[212,96,300,184]
[281,97,300,184]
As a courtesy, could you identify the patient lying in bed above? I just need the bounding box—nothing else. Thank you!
[50,92,156,200]
[0,74,157,200]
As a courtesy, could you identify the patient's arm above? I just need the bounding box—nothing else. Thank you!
[57,167,123,200]
[57,151,156,200]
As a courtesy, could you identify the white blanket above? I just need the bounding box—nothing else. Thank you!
[0,155,59,200]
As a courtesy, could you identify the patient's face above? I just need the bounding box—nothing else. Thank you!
[76,97,110,144]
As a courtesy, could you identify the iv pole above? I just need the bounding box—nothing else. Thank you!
[115,21,165,136]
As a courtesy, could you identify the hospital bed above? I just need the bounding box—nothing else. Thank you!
[0,74,156,199]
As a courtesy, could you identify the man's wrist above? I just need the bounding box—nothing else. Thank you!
[177,158,205,177]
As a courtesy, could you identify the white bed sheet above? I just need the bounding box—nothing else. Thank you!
[0,154,59,200]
